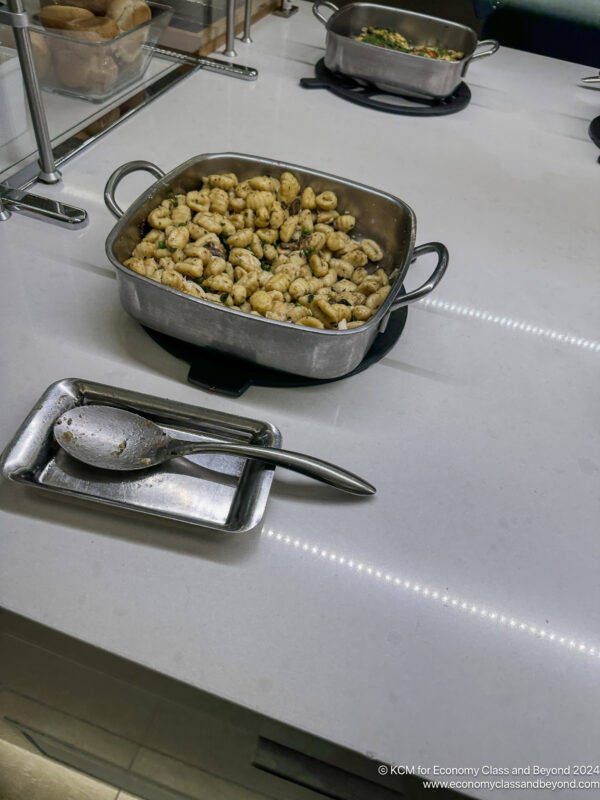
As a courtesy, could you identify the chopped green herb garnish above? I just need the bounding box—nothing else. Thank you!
[195,276,204,284]
[308,294,315,303]
[303,247,315,258]
[301,227,310,235]
[356,26,463,60]
[295,301,302,307]
[260,261,271,271]
[246,245,253,251]
[220,292,229,302]
[157,241,167,249]
[178,222,187,226]
[360,32,410,50]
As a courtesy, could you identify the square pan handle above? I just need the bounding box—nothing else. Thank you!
[104,160,166,219]
[381,241,449,329]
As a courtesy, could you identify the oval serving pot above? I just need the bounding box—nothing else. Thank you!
[314,1,499,99]
[105,153,448,380]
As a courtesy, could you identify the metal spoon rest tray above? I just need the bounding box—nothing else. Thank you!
[0,378,281,532]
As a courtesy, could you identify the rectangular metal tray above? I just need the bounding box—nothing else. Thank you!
[0,378,281,533]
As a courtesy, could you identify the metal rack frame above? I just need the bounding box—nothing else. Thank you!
[0,0,76,222]
[0,0,258,225]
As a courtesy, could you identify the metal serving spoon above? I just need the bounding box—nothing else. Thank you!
[53,405,376,496]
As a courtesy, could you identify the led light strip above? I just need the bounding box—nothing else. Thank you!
[419,297,600,353]
[266,530,600,661]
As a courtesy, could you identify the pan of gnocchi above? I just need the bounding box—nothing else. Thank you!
[104,153,449,379]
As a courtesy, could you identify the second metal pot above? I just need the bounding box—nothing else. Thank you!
[313,1,499,99]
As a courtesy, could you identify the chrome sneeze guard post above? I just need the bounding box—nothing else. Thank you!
[274,0,299,18]
[223,0,237,56]
[0,0,88,224]
[242,0,252,42]
[5,0,61,183]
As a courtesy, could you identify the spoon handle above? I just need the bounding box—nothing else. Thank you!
[169,440,376,496]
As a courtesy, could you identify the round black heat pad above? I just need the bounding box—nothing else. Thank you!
[589,115,600,161]
[300,59,471,116]
[142,304,407,397]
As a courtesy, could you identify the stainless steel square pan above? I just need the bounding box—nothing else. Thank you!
[313,1,499,99]
[104,153,448,380]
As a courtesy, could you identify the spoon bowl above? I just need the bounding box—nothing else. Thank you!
[54,405,172,470]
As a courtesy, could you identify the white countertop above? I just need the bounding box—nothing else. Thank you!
[1,6,600,798]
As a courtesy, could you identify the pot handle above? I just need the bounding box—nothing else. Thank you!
[468,38,499,62]
[104,160,166,219]
[312,0,339,26]
[380,242,448,332]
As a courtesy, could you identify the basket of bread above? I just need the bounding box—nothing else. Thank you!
[30,0,172,102]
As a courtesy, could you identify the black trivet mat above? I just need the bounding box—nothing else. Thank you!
[590,115,600,161]
[300,59,471,116]
[143,304,407,397]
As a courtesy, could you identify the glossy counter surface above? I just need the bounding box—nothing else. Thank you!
[1,5,599,798]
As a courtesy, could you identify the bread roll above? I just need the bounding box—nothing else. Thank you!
[86,55,119,92]
[114,33,145,67]
[40,4,94,29]
[53,49,118,92]
[58,0,111,16]
[30,32,52,74]
[49,14,119,96]
[63,15,120,40]
[107,0,151,31]
[108,0,151,68]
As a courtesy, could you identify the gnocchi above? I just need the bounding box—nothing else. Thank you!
[123,172,396,330]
